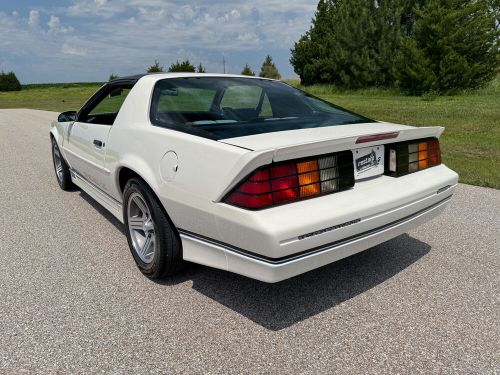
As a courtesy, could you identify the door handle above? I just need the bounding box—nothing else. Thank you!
[93,139,104,148]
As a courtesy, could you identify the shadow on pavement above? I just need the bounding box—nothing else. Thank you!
[79,190,430,331]
[165,234,430,331]
[79,191,126,235]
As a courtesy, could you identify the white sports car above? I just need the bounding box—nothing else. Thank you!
[50,73,458,282]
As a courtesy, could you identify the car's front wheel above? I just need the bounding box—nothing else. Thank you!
[51,138,74,191]
[123,178,183,279]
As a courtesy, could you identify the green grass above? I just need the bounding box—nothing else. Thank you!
[288,78,500,189]
[1,78,498,189]
[0,83,104,112]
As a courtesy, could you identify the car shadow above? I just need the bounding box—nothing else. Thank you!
[79,191,126,235]
[163,234,430,331]
[79,190,430,331]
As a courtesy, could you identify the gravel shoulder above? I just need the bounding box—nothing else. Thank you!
[0,109,498,374]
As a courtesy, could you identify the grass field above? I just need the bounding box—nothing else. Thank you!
[1,79,499,189]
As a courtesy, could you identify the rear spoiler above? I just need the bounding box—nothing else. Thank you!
[213,126,444,202]
[272,126,444,162]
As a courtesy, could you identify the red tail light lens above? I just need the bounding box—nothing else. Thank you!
[224,151,354,209]
[386,138,441,177]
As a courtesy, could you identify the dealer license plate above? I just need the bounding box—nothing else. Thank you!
[353,145,384,180]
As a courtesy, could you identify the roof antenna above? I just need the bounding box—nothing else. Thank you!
[222,52,226,74]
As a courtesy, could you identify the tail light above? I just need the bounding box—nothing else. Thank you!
[224,151,354,210]
[386,138,441,177]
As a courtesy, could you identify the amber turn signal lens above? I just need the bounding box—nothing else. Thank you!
[300,183,321,197]
[296,160,318,174]
[298,171,320,186]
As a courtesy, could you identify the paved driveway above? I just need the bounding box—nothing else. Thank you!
[0,109,498,374]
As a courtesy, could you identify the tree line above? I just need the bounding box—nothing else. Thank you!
[0,71,22,91]
[290,0,499,94]
[111,55,281,80]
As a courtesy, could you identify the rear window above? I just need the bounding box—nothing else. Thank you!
[150,77,374,140]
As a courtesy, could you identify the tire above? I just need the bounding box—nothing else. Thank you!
[51,138,74,191]
[123,178,183,279]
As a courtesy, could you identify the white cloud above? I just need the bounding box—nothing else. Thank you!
[61,43,87,56]
[28,10,39,27]
[47,15,59,29]
[48,15,74,34]
[237,32,259,43]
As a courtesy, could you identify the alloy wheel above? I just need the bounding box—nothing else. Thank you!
[127,193,156,263]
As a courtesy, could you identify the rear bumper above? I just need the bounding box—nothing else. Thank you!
[180,194,452,282]
[180,164,458,282]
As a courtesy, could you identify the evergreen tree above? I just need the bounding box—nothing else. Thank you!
[168,59,196,72]
[290,0,424,87]
[487,0,499,28]
[329,0,380,88]
[397,0,499,94]
[290,0,336,85]
[0,71,22,91]
[196,63,206,73]
[259,55,281,79]
[241,63,255,76]
[147,60,164,73]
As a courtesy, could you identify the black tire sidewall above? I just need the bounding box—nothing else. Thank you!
[51,139,71,190]
[123,178,182,278]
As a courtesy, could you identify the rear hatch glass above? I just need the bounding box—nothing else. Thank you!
[150,77,375,140]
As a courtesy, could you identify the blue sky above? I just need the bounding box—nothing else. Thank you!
[0,0,317,83]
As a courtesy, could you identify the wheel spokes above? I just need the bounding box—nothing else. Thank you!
[143,218,154,233]
[132,196,148,215]
[141,234,154,256]
[127,192,156,264]
[129,217,145,231]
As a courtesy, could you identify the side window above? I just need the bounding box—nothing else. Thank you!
[220,86,273,117]
[157,87,215,112]
[83,86,131,125]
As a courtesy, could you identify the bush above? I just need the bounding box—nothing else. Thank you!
[168,60,196,72]
[0,71,22,91]
[109,73,119,81]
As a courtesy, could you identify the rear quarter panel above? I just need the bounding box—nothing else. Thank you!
[104,76,251,238]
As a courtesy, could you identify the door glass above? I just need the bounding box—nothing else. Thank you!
[85,87,131,125]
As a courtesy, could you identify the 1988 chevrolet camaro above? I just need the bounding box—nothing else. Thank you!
[50,73,458,282]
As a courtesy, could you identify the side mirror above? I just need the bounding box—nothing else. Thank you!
[58,111,77,122]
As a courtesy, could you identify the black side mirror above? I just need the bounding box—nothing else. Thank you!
[58,111,77,122]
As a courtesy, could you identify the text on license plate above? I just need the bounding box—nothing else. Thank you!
[352,145,384,180]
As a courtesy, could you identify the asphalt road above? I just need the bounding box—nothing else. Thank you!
[0,109,498,374]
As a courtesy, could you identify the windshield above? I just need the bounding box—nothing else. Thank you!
[150,77,375,140]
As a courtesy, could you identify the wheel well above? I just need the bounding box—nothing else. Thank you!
[118,167,181,238]
[118,167,142,194]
